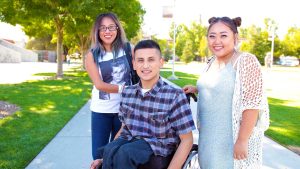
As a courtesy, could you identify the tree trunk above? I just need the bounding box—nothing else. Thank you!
[80,35,90,70]
[55,16,64,78]
[80,37,86,70]
[81,47,86,70]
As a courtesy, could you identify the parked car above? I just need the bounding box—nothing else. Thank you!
[278,56,299,66]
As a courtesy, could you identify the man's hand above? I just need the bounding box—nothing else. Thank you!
[90,159,103,169]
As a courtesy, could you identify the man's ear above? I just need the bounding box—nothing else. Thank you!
[160,57,164,68]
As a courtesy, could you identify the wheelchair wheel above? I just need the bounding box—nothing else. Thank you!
[182,148,200,169]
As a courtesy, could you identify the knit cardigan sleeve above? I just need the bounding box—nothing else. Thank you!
[238,53,270,131]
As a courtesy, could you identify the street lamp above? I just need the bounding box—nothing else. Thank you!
[162,0,178,80]
[268,23,275,68]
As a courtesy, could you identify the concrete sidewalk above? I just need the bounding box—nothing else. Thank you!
[26,101,93,169]
[26,84,300,169]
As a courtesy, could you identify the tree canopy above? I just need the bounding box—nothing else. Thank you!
[0,0,145,76]
[154,17,300,65]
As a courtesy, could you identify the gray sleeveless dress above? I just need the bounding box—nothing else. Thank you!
[197,59,236,169]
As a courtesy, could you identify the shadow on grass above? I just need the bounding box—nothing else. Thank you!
[266,97,300,148]
[0,70,92,169]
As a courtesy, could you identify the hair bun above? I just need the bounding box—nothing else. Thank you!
[232,17,242,27]
[208,17,217,24]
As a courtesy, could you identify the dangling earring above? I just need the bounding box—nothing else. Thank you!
[234,45,238,51]
[234,40,239,51]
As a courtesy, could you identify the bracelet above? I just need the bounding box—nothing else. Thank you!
[118,85,124,93]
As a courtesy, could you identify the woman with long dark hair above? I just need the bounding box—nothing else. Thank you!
[85,12,133,161]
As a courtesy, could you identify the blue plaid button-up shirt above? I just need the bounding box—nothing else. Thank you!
[119,77,195,157]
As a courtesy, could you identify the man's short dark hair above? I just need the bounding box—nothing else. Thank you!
[134,40,161,56]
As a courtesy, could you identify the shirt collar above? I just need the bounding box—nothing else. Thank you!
[135,77,163,97]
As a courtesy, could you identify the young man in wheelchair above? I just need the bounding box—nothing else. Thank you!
[90,40,195,169]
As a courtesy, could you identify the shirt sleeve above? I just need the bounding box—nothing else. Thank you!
[118,98,125,123]
[169,89,196,135]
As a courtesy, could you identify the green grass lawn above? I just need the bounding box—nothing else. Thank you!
[0,67,92,169]
[266,97,300,149]
[161,62,300,153]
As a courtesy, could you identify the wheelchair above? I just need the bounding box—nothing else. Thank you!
[182,93,199,169]
[97,93,200,169]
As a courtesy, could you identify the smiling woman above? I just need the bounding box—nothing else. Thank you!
[183,16,269,169]
[85,12,136,163]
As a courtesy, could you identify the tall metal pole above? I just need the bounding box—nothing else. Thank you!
[270,26,275,68]
[168,0,178,80]
[267,23,275,68]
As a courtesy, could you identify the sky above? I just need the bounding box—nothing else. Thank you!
[140,0,300,39]
[1,0,299,42]
[0,22,28,44]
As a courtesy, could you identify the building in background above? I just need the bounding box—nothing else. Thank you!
[0,22,28,48]
[0,22,38,63]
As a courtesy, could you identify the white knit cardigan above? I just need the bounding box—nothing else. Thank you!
[232,52,269,168]
[199,52,270,169]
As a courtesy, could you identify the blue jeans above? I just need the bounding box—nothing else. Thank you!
[91,112,121,160]
[102,138,153,169]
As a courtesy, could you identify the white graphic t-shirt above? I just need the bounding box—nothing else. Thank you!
[90,49,131,113]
